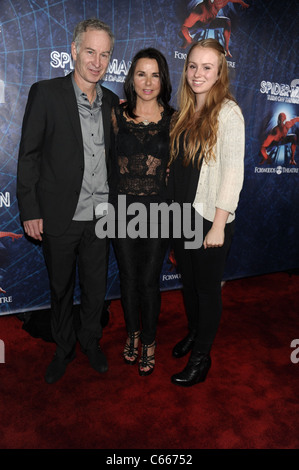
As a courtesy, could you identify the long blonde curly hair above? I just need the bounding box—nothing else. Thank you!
[169,38,235,168]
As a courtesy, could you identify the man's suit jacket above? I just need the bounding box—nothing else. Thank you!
[17,72,119,236]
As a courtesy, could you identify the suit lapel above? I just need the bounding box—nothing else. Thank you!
[61,74,84,153]
[60,76,112,162]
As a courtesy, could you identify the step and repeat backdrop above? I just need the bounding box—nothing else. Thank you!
[0,0,298,315]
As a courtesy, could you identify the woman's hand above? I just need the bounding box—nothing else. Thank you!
[203,208,229,249]
[203,226,225,249]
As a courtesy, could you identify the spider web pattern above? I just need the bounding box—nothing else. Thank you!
[0,0,298,314]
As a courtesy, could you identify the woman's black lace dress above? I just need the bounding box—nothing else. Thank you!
[110,104,173,345]
[110,104,172,209]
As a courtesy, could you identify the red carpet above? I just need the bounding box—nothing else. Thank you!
[0,272,298,453]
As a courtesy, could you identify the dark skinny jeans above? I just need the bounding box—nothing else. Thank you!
[173,216,234,353]
[113,231,168,346]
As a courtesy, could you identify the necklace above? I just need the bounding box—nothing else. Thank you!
[136,106,162,125]
[136,115,152,125]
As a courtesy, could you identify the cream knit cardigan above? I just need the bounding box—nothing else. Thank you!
[193,99,245,223]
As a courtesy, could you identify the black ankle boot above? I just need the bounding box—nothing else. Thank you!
[171,351,211,387]
[172,330,196,358]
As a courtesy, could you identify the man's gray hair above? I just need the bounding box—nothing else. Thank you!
[73,18,115,53]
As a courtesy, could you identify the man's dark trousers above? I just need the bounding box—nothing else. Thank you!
[42,219,108,360]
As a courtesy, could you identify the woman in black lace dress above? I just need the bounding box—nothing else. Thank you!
[110,48,173,376]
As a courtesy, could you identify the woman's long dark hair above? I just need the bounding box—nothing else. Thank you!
[123,48,172,119]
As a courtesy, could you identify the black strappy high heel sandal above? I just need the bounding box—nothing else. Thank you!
[139,341,156,376]
[123,331,140,365]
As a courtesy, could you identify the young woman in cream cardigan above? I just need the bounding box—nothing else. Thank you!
[168,38,245,387]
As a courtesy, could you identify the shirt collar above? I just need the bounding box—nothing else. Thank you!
[71,72,103,105]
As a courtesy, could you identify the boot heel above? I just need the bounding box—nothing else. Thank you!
[171,353,211,387]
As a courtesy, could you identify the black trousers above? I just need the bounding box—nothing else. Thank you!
[173,217,234,353]
[113,233,168,345]
[42,219,109,360]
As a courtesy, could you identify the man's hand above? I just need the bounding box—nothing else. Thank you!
[23,219,43,241]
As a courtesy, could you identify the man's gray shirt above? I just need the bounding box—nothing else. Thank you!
[72,74,109,221]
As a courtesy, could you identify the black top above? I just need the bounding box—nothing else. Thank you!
[167,135,202,206]
[110,104,174,209]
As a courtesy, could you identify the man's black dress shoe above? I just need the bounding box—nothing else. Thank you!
[84,346,108,374]
[172,330,196,358]
[171,351,211,387]
[45,353,75,384]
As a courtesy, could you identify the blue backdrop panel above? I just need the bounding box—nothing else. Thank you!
[0,0,298,315]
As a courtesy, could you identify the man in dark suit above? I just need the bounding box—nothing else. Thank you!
[17,18,119,384]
